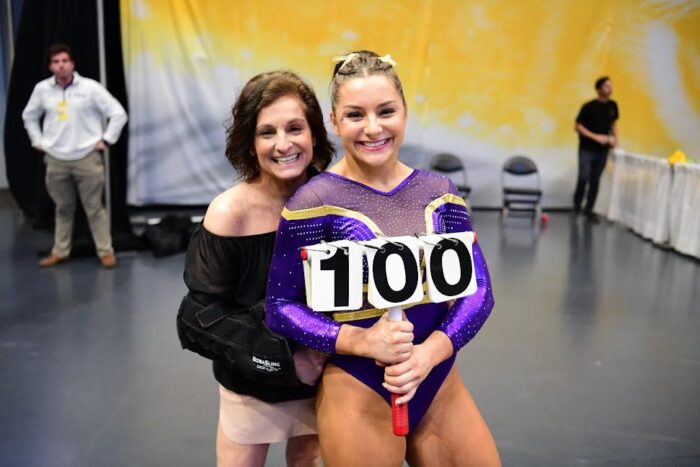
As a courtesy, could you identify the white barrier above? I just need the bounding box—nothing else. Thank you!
[598,150,699,259]
[668,163,700,258]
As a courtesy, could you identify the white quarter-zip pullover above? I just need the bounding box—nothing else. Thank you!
[22,72,128,160]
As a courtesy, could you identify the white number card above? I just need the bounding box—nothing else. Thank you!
[419,232,477,303]
[302,240,364,312]
[364,236,423,309]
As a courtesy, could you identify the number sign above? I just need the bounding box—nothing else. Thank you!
[301,233,477,311]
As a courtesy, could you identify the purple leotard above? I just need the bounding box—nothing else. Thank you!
[266,169,494,430]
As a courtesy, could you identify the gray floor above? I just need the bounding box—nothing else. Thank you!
[1,201,698,467]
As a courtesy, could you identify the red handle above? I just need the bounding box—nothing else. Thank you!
[391,393,409,436]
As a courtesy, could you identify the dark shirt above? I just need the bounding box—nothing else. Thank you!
[183,225,316,403]
[576,99,619,152]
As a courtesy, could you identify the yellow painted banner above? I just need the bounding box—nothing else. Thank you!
[121,0,699,206]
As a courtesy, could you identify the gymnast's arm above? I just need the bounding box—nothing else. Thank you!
[435,189,495,354]
[265,187,413,362]
[384,180,495,401]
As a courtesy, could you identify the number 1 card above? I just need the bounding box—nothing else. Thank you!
[302,240,364,312]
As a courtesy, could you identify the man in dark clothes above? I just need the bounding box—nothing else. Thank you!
[573,76,619,222]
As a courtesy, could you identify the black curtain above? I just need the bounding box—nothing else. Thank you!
[4,0,138,254]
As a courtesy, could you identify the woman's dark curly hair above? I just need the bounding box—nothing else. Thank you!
[225,71,334,181]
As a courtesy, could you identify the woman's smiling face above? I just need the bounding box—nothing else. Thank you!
[254,95,314,182]
[331,74,407,171]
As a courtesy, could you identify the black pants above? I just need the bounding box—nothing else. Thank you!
[573,149,609,212]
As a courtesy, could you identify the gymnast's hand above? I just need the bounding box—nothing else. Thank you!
[336,312,414,364]
[382,330,454,404]
[366,312,414,365]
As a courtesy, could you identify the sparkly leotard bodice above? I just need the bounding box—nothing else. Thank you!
[266,169,494,430]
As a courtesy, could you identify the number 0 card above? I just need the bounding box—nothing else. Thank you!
[364,236,423,309]
[420,232,477,303]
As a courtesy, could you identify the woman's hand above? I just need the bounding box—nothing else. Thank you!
[336,312,414,364]
[382,331,454,404]
[293,347,328,386]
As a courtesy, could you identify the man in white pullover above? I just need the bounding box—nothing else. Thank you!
[22,44,127,268]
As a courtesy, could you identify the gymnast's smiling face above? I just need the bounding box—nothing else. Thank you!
[331,74,407,172]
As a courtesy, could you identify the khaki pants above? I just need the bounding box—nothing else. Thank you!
[44,151,113,257]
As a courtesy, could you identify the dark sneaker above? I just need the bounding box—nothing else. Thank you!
[584,211,601,224]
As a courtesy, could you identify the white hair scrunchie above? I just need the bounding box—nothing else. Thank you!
[378,54,397,67]
[332,53,360,71]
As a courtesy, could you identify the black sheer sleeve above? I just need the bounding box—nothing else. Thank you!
[176,225,302,388]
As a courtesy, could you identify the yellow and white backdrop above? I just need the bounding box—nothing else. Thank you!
[121,0,700,207]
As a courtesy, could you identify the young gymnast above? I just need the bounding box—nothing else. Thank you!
[266,51,500,466]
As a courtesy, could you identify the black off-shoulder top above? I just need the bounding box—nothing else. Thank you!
[183,225,315,402]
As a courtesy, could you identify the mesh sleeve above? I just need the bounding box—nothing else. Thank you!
[265,185,342,353]
[436,179,495,351]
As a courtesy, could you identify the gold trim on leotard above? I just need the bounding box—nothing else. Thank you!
[282,205,384,235]
[332,283,432,322]
[423,193,467,234]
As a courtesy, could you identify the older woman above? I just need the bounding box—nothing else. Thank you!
[178,70,334,467]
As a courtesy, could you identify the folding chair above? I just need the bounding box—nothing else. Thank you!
[501,155,542,220]
[429,153,472,199]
